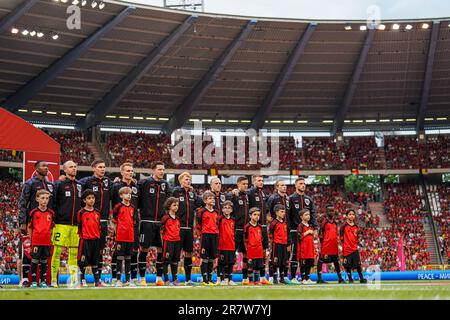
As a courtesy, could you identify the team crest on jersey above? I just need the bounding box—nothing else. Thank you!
[166,252,170,259]
[255,196,260,202]
[274,257,278,263]
[33,247,38,253]
[132,187,137,194]
[305,198,310,206]
[295,204,300,209]
[47,184,53,193]
[149,188,155,194]
[81,255,85,262]
[46,214,52,221]
[324,254,329,260]
[161,183,166,191]
[220,194,225,202]
[103,180,108,187]
[179,197,185,202]
[65,191,71,197]
[117,244,121,251]
[77,184,82,192]
[201,248,205,254]
[238,200,243,205]
[93,186,98,192]
[189,192,194,199]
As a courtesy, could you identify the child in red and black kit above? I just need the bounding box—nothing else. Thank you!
[244,207,266,285]
[340,209,367,283]
[112,186,137,286]
[297,209,316,284]
[196,191,220,285]
[160,197,181,286]
[28,189,55,288]
[217,200,236,286]
[269,204,289,285]
[317,205,345,284]
[77,189,101,287]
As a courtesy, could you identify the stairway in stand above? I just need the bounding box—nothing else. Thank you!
[367,202,391,228]
[424,223,440,264]
[87,142,102,161]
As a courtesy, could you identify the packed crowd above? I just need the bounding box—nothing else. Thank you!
[431,184,450,261]
[46,131,94,166]
[3,130,450,171]
[104,132,172,168]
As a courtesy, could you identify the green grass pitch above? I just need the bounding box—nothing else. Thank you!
[1,281,449,300]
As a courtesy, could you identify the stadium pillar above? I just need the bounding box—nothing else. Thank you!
[250,23,316,130]
[162,19,257,135]
[3,6,136,113]
[416,21,440,132]
[77,15,198,130]
[0,0,39,35]
[332,28,375,136]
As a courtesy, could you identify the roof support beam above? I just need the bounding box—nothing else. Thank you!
[417,21,440,132]
[162,19,257,134]
[0,0,39,35]
[3,6,135,113]
[331,28,375,136]
[250,23,316,130]
[77,15,197,130]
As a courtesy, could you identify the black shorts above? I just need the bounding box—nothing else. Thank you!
[100,220,108,252]
[180,228,194,253]
[31,245,51,260]
[200,233,218,259]
[133,223,139,252]
[343,251,361,269]
[218,250,236,265]
[235,230,246,253]
[78,238,100,267]
[117,241,133,256]
[300,258,314,268]
[162,240,181,263]
[262,226,268,249]
[248,258,263,271]
[271,243,289,267]
[319,254,339,264]
[139,221,162,249]
[289,230,298,261]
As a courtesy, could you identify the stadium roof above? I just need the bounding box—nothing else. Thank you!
[1,0,450,133]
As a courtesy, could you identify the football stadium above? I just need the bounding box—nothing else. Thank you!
[0,0,449,301]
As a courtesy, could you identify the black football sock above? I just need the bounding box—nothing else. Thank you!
[242,258,248,280]
[346,268,353,281]
[138,251,147,278]
[317,260,323,280]
[79,265,85,281]
[22,258,31,282]
[201,260,208,283]
[163,262,169,282]
[268,261,274,277]
[125,257,131,282]
[356,266,365,281]
[272,265,278,281]
[31,259,38,283]
[280,268,285,282]
[300,265,305,281]
[92,265,99,284]
[290,261,298,280]
[131,252,138,280]
[284,266,289,279]
[254,271,259,283]
[207,260,214,283]
[117,256,123,281]
[184,257,192,281]
[39,260,48,284]
[98,258,103,281]
[248,270,253,282]
[260,261,266,278]
[226,264,232,281]
[111,251,117,279]
[217,264,223,280]
[334,261,343,280]
[171,263,178,281]
[156,252,163,277]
